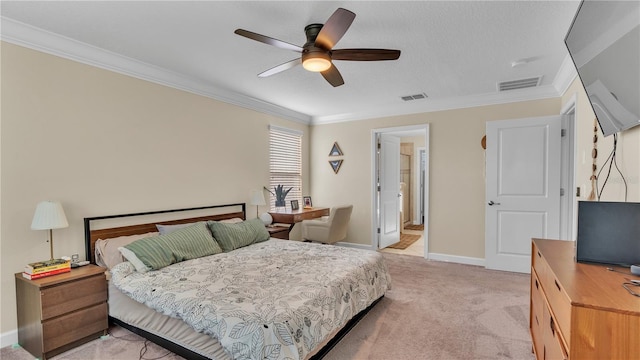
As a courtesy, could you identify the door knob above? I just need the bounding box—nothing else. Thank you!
[488,200,501,206]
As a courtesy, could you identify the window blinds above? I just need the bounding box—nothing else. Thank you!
[269,126,302,210]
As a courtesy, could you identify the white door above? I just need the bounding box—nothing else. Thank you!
[379,134,401,248]
[485,116,562,273]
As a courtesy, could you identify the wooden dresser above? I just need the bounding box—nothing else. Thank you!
[15,265,108,360]
[530,239,640,360]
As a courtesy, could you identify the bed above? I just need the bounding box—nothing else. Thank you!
[84,203,391,360]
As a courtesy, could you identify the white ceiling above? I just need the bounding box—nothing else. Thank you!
[0,1,581,125]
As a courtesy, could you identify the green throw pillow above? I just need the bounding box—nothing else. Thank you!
[207,218,270,252]
[123,222,222,270]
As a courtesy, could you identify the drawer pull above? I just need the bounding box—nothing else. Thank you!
[537,251,541,258]
[555,279,561,292]
[550,316,556,336]
[535,315,539,325]
[535,279,539,289]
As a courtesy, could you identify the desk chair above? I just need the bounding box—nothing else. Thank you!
[301,205,353,244]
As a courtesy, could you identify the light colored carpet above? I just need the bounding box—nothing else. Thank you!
[386,233,421,250]
[0,325,185,360]
[324,253,534,360]
[1,253,534,360]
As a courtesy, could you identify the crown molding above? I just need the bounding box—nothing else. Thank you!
[553,54,578,97]
[0,17,311,125]
[311,84,562,125]
[312,57,578,125]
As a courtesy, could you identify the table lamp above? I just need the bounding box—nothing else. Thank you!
[31,201,69,260]
[250,190,266,218]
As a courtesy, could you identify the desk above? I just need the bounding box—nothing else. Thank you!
[269,207,330,224]
[269,207,330,240]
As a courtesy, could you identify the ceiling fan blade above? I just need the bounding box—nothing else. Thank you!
[258,58,301,77]
[315,8,356,50]
[321,64,345,87]
[234,29,303,53]
[331,49,401,61]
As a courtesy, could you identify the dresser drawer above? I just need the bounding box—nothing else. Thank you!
[530,270,544,358]
[532,242,571,347]
[41,274,107,320]
[531,243,547,287]
[541,267,571,346]
[42,302,108,352]
[543,304,568,360]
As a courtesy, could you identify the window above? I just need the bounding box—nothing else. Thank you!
[269,125,302,211]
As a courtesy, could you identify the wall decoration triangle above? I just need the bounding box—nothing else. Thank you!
[329,142,343,156]
[329,159,343,174]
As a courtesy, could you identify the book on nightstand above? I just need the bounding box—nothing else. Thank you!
[22,267,71,280]
[24,258,71,275]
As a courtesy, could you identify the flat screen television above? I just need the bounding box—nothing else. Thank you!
[576,201,640,267]
[564,1,640,137]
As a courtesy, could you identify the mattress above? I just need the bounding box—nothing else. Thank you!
[108,280,230,359]
[110,239,391,360]
[108,281,360,360]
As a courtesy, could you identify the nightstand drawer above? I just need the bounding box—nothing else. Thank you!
[267,226,290,239]
[41,274,107,320]
[42,302,108,352]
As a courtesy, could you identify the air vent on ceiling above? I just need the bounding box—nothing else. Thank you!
[401,93,428,101]
[497,76,542,91]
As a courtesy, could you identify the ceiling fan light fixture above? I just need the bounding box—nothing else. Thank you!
[235,8,400,86]
[302,52,331,72]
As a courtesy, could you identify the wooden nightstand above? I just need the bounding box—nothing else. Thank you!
[267,225,290,240]
[15,264,108,360]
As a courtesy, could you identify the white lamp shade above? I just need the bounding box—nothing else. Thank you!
[250,190,266,206]
[31,201,69,230]
[259,213,273,226]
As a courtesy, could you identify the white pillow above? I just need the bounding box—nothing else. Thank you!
[95,232,159,269]
[118,247,151,273]
[220,217,244,224]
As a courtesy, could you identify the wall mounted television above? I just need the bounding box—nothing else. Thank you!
[576,201,640,267]
[564,0,640,137]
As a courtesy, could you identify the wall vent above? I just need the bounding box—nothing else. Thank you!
[401,93,428,101]
[497,76,542,91]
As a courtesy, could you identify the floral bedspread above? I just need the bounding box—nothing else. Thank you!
[110,239,391,360]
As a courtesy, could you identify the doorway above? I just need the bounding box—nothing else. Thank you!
[560,94,577,241]
[371,124,430,258]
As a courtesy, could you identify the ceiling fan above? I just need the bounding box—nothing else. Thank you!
[234,8,401,87]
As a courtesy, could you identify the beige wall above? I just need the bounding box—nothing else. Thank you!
[307,78,639,263]
[310,98,561,258]
[563,78,640,202]
[0,43,309,336]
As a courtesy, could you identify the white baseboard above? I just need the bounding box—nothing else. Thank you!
[0,329,18,349]
[428,252,485,267]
